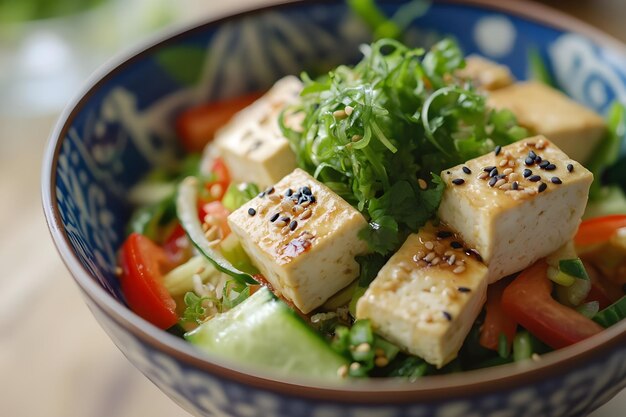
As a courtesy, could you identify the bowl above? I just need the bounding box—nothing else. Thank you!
[42,0,626,416]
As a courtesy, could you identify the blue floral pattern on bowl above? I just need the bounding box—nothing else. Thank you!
[44,1,626,416]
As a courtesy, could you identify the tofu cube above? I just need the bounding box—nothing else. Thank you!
[487,82,605,163]
[438,135,593,283]
[227,168,369,313]
[356,224,488,368]
[214,76,302,187]
[456,55,514,90]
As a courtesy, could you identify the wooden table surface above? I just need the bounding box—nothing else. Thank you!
[1,1,624,416]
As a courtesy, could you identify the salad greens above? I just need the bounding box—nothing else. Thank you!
[281,38,526,254]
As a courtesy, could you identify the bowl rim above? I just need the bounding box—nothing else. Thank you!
[42,0,626,403]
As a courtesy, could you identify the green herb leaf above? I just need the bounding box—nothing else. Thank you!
[222,182,260,212]
[182,292,212,324]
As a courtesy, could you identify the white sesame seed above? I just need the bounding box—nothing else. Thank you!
[350,362,361,371]
[499,183,512,190]
[478,172,489,180]
[499,159,508,167]
[453,265,466,274]
[355,343,371,353]
[300,200,311,208]
[504,150,513,157]
[300,209,312,220]
[351,134,362,142]
[509,172,519,181]
[508,160,516,167]
[444,250,453,257]
[494,178,506,188]
[114,266,123,276]
[424,252,436,262]
[431,257,441,265]
[337,365,348,378]
[532,353,541,361]
[292,205,304,214]
[448,254,456,265]
[424,241,434,250]
[503,168,513,175]
[333,109,347,119]
[268,194,281,202]
[536,139,545,149]
[344,105,354,116]
[418,178,428,190]
[375,357,389,367]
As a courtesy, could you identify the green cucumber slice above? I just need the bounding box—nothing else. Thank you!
[185,287,348,379]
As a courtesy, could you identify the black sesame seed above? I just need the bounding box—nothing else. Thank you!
[280,216,291,223]
[446,171,451,174]
[457,287,471,293]
[495,145,502,156]
[451,241,463,249]
[551,177,562,185]
[529,175,541,182]
[528,150,537,160]
[265,186,275,195]
[488,177,498,187]
[309,195,316,203]
[289,220,298,231]
[258,191,266,198]
[523,169,532,178]
[535,156,542,164]
[538,182,548,193]
[489,167,499,177]
[545,164,556,171]
[301,186,312,195]
[567,163,574,173]
[469,248,483,262]
[442,311,452,321]
[270,213,280,222]
[525,157,535,166]
[512,181,519,190]
[462,166,472,175]
[247,208,256,216]
[452,178,465,185]
[285,188,293,197]
[483,166,496,172]
[496,174,507,180]
[539,160,550,169]
[437,230,453,239]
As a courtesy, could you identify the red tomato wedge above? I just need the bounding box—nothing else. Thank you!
[119,233,178,329]
[480,278,517,351]
[175,92,263,152]
[574,215,626,247]
[205,158,231,201]
[501,260,604,349]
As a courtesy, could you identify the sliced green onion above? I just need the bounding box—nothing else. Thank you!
[497,333,509,358]
[513,331,533,362]
[576,301,600,319]
[177,176,257,285]
[559,258,590,281]
[593,295,626,328]
[547,266,576,287]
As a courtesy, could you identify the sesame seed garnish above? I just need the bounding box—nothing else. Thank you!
[551,177,562,185]
[503,168,513,175]
[333,109,347,119]
[532,353,541,362]
[355,343,371,353]
[344,105,354,116]
[423,252,436,262]
[483,166,496,172]
[285,188,293,197]
[512,181,519,190]
[431,257,441,266]
[437,230,453,239]
[489,167,499,177]
[268,194,281,202]
[525,156,535,166]
[300,209,312,220]
[452,178,465,185]
[478,172,489,180]
[442,311,452,321]
[258,191,266,198]
[301,186,312,195]
[375,356,389,367]
[509,173,520,181]
[289,220,298,231]
[418,178,428,190]
[539,160,550,169]
[499,159,508,167]
[567,163,574,173]
[523,169,532,178]
[545,163,556,171]
[494,145,502,156]
[424,241,435,250]
[448,254,456,265]
[528,150,537,160]
[451,241,463,249]
[458,286,471,293]
[488,177,498,187]
[265,186,275,195]
[269,213,280,222]
[462,166,472,175]
[494,178,506,188]
[453,265,466,274]
[350,362,361,371]
[529,175,541,182]
[538,182,548,193]
[337,365,348,378]
[535,156,542,163]
[508,160,516,168]
[247,208,256,216]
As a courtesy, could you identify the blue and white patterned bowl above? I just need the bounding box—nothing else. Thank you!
[42,1,626,416]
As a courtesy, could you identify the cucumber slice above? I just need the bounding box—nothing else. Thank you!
[185,287,348,379]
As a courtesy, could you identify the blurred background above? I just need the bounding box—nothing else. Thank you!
[0,1,624,416]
